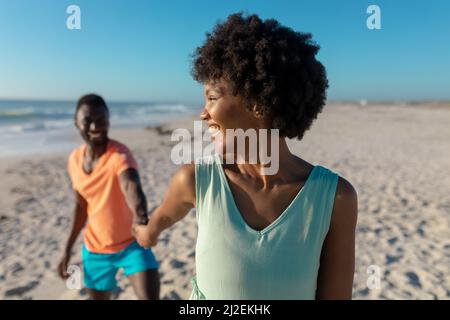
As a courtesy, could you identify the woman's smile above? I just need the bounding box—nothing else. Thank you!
[206,120,221,139]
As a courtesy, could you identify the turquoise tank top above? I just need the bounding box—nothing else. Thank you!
[191,154,339,300]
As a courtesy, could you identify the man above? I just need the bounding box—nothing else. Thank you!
[58,94,160,300]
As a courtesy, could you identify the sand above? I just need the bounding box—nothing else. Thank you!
[0,103,449,300]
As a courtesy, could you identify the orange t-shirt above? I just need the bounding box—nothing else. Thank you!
[67,139,138,253]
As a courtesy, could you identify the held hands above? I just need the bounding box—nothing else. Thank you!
[132,223,159,248]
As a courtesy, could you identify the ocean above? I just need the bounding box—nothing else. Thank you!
[0,100,199,157]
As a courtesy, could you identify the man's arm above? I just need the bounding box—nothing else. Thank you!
[315,176,358,299]
[133,163,196,248]
[58,191,88,279]
[119,168,149,225]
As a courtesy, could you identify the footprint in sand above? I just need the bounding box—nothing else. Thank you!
[14,197,38,213]
[416,220,426,237]
[10,262,25,276]
[170,259,187,269]
[4,280,39,297]
[405,271,422,289]
[162,279,174,285]
[387,237,398,246]
[356,288,369,297]
[167,290,181,300]
[385,254,402,265]
[10,187,31,196]
[54,216,69,227]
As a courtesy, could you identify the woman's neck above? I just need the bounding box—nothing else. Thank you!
[229,138,305,189]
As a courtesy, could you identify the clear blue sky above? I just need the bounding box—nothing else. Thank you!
[0,0,449,104]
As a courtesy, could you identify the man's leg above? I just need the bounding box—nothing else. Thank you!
[86,288,112,300]
[82,245,117,300]
[128,268,160,300]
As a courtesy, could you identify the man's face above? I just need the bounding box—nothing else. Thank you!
[75,104,109,146]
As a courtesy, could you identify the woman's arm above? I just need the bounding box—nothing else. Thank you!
[133,163,196,248]
[315,176,358,299]
[58,191,88,279]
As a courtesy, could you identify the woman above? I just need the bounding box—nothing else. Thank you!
[134,13,357,299]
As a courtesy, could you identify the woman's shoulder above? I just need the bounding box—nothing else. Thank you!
[308,160,357,213]
[335,176,357,199]
[311,163,338,179]
[294,157,357,217]
[330,175,358,232]
[170,162,196,195]
[169,163,196,207]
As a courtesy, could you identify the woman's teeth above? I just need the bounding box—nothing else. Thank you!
[208,126,220,136]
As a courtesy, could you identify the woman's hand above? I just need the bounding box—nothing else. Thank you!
[132,224,159,248]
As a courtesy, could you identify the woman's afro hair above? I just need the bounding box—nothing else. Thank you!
[192,12,329,139]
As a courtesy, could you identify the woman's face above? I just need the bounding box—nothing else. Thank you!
[200,79,269,158]
[200,79,263,137]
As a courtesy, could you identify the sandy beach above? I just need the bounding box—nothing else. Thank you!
[0,103,449,300]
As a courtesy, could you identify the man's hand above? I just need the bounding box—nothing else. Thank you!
[59,191,87,281]
[57,254,71,280]
[132,224,158,248]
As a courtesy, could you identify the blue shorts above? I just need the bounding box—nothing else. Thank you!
[82,241,159,291]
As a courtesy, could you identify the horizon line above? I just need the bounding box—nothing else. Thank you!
[0,97,449,105]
